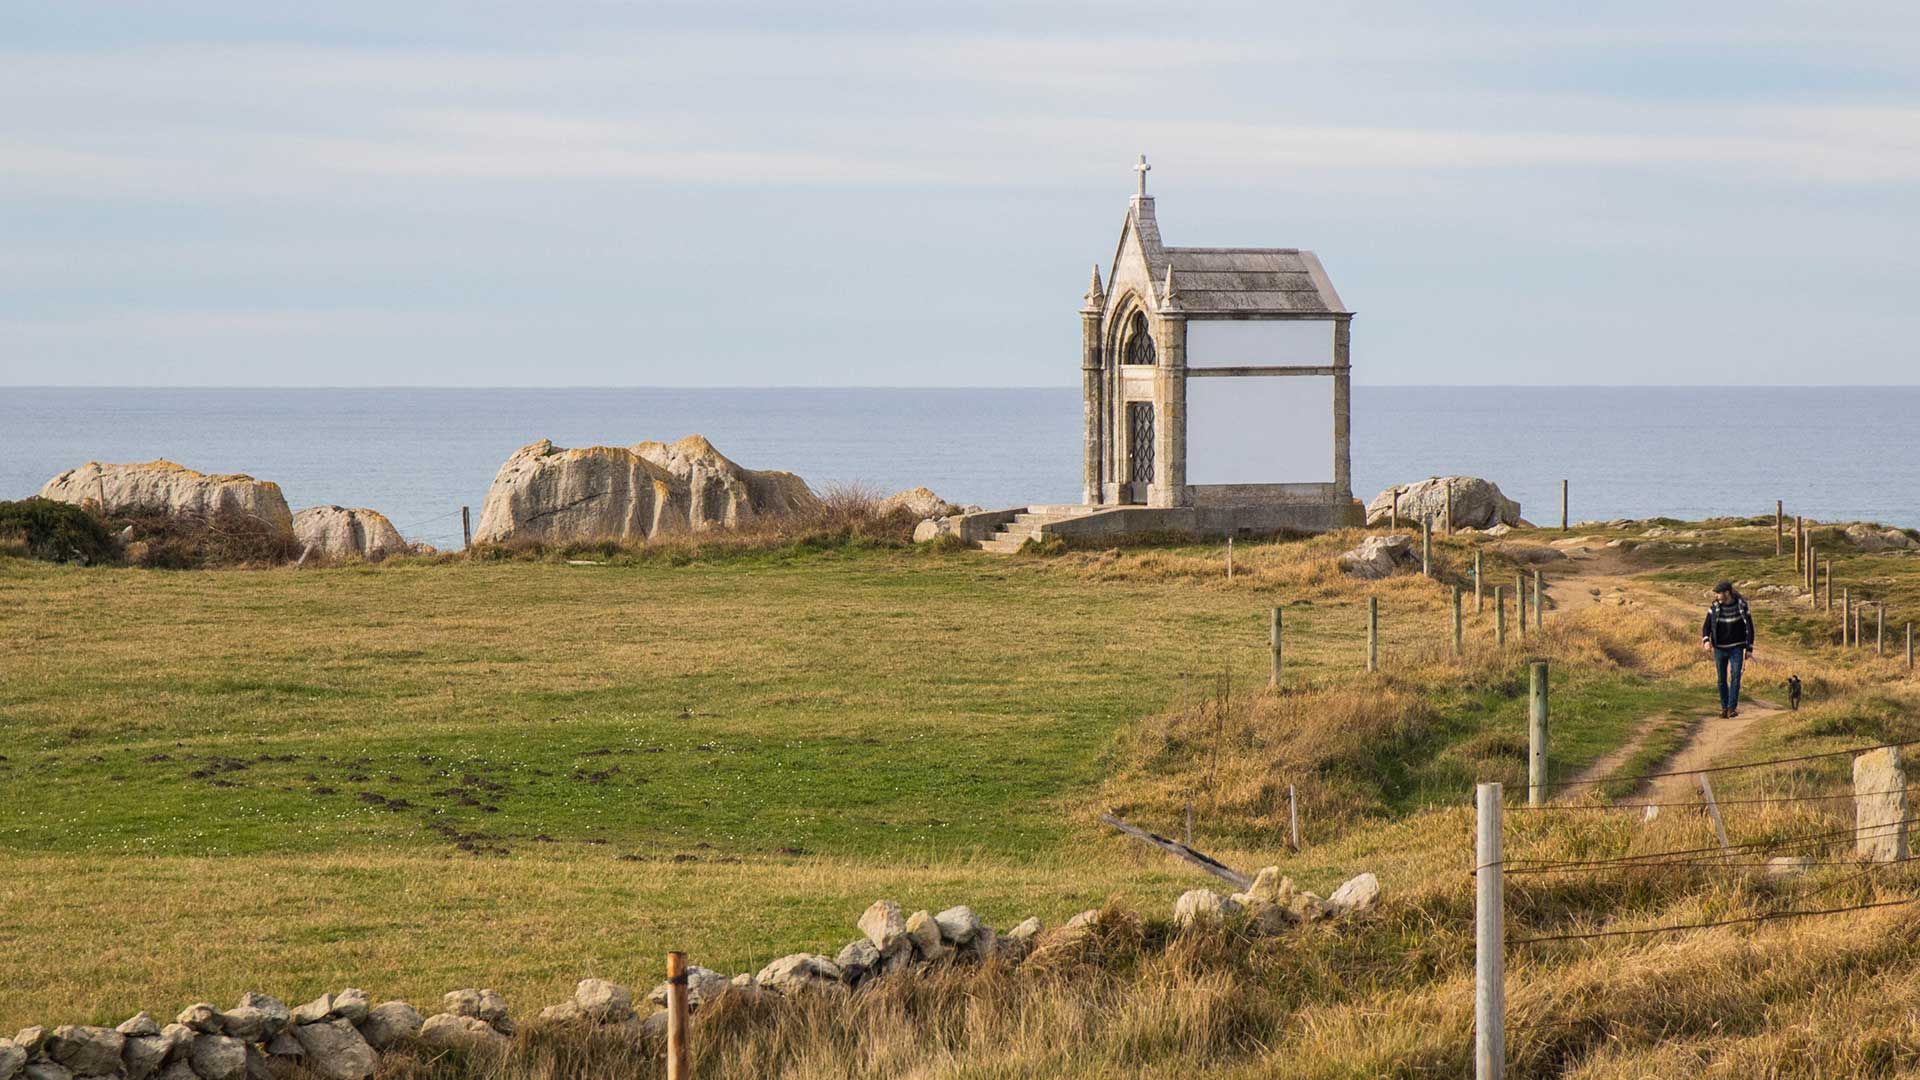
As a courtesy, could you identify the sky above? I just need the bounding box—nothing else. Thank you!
[2,1,1917,388]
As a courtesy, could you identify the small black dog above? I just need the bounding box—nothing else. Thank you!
[1787,674,1803,711]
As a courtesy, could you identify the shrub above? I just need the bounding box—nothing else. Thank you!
[0,498,118,564]
[112,508,301,568]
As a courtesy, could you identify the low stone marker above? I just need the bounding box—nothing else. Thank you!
[1854,746,1910,863]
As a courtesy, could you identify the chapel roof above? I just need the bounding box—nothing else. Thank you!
[1161,247,1347,316]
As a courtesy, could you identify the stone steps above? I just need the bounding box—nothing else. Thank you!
[977,505,1096,553]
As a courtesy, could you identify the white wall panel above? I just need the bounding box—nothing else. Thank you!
[1187,375,1333,484]
[1186,320,1333,368]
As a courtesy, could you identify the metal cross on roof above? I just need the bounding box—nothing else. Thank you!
[1134,154,1150,197]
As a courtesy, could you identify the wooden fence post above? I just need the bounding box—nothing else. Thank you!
[1795,516,1804,571]
[1697,775,1729,851]
[1367,596,1379,672]
[1560,479,1568,532]
[1528,660,1549,807]
[1474,549,1484,612]
[1532,570,1543,630]
[1446,478,1455,536]
[1226,536,1234,581]
[1453,587,1465,657]
[1775,500,1783,557]
[1515,574,1527,640]
[666,951,691,1080]
[1843,589,1852,647]
[1495,586,1507,647]
[1287,784,1300,852]
[1475,782,1505,1080]
[1390,488,1400,530]
[1422,517,1432,576]
[461,505,472,550]
[1269,607,1283,686]
[1825,561,1832,612]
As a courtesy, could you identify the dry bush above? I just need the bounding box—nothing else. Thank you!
[113,507,300,568]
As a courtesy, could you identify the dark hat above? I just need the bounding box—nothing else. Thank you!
[1713,580,1735,594]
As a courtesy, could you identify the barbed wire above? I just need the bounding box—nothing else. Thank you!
[1548,738,1920,789]
[1510,896,1920,945]
[1486,815,1920,874]
[1511,785,1915,812]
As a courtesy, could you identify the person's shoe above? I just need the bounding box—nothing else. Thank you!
[1729,707,1740,718]
[1719,707,1730,719]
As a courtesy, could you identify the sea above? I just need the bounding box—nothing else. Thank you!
[2,386,1915,549]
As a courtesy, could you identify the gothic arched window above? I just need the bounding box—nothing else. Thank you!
[1123,312,1156,366]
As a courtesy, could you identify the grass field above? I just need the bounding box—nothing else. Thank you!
[11,521,1920,1076]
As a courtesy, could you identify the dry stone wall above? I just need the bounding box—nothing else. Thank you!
[0,869,1378,1079]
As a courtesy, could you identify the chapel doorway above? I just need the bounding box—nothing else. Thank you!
[1125,401,1155,503]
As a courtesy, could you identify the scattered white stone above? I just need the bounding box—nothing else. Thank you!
[573,979,633,1023]
[474,990,509,1025]
[328,989,371,1024]
[175,1005,224,1035]
[289,995,333,1026]
[933,906,982,946]
[1338,534,1419,579]
[858,900,908,952]
[646,968,728,1011]
[219,1007,269,1043]
[114,1014,160,1039]
[1767,856,1814,878]
[235,993,289,1037]
[121,1034,167,1080]
[187,1035,247,1080]
[12,1031,44,1057]
[1172,889,1241,929]
[1327,873,1381,916]
[834,939,880,984]
[417,1015,507,1050]
[753,954,844,996]
[46,1026,123,1077]
[441,990,482,1019]
[354,1003,422,1051]
[289,1020,375,1080]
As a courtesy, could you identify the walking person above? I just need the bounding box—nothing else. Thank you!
[1701,580,1756,718]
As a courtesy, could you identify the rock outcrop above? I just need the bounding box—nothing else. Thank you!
[472,436,818,544]
[879,487,960,519]
[292,506,411,562]
[1366,477,1520,530]
[1338,534,1419,579]
[1845,524,1920,552]
[38,461,294,537]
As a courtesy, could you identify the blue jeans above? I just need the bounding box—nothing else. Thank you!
[1714,647,1746,712]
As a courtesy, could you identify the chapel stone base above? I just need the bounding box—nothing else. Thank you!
[967,490,1363,553]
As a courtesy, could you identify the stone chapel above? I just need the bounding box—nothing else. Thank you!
[943,158,1364,551]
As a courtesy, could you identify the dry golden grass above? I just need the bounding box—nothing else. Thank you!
[13,518,1920,1076]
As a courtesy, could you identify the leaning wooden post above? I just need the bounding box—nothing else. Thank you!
[1367,596,1379,672]
[1475,782,1505,1080]
[666,951,691,1080]
[461,505,472,550]
[1452,587,1465,657]
[1531,570,1543,630]
[1514,574,1527,640]
[1474,549,1485,612]
[1528,660,1549,807]
[1560,479,1568,532]
[1775,500,1783,557]
[1494,586,1507,646]
[1697,774,1729,852]
[1853,747,1910,863]
[1287,784,1300,852]
[1422,517,1432,576]
[1269,607,1283,686]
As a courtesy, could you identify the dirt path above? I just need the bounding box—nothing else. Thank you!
[1534,535,1794,800]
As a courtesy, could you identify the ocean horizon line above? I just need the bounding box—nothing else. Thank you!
[8,383,1920,392]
